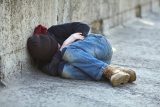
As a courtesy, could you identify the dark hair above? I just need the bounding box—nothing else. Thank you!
[27,25,58,64]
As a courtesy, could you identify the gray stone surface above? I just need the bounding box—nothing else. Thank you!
[0,11,160,107]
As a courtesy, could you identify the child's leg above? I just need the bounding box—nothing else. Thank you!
[64,34,113,63]
[62,45,108,81]
[61,34,113,81]
[60,63,93,80]
[91,34,113,64]
[61,35,131,86]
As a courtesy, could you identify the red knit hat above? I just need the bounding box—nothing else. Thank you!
[27,25,58,63]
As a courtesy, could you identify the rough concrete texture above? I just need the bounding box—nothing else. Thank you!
[0,0,58,83]
[0,9,160,107]
[0,0,160,83]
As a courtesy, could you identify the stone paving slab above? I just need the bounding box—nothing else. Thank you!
[0,11,160,107]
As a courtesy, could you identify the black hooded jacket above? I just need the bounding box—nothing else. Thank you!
[41,22,90,76]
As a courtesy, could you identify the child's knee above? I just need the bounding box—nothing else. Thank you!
[62,47,77,63]
[61,71,73,79]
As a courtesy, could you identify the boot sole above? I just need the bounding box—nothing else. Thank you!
[110,72,130,86]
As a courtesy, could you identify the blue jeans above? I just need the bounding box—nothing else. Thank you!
[60,34,113,81]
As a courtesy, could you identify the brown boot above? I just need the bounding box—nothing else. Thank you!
[112,66,136,82]
[103,66,130,86]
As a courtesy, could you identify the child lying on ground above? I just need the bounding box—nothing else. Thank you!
[27,22,136,86]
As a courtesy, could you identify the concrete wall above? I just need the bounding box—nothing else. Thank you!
[0,0,159,85]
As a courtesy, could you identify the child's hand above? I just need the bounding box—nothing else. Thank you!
[70,32,84,41]
[60,32,84,51]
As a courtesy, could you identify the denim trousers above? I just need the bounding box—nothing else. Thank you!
[60,34,113,81]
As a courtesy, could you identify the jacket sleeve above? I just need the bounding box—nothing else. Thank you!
[40,51,62,76]
[48,22,90,38]
[71,22,90,37]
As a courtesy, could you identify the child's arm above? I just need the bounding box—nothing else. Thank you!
[48,22,90,38]
[60,32,84,51]
[71,22,90,37]
[40,51,62,76]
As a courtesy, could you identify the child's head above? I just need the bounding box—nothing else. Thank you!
[27,25,58,63]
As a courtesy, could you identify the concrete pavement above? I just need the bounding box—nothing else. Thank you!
[0,11,160,107]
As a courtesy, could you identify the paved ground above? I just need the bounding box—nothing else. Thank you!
[0,11,160,107]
